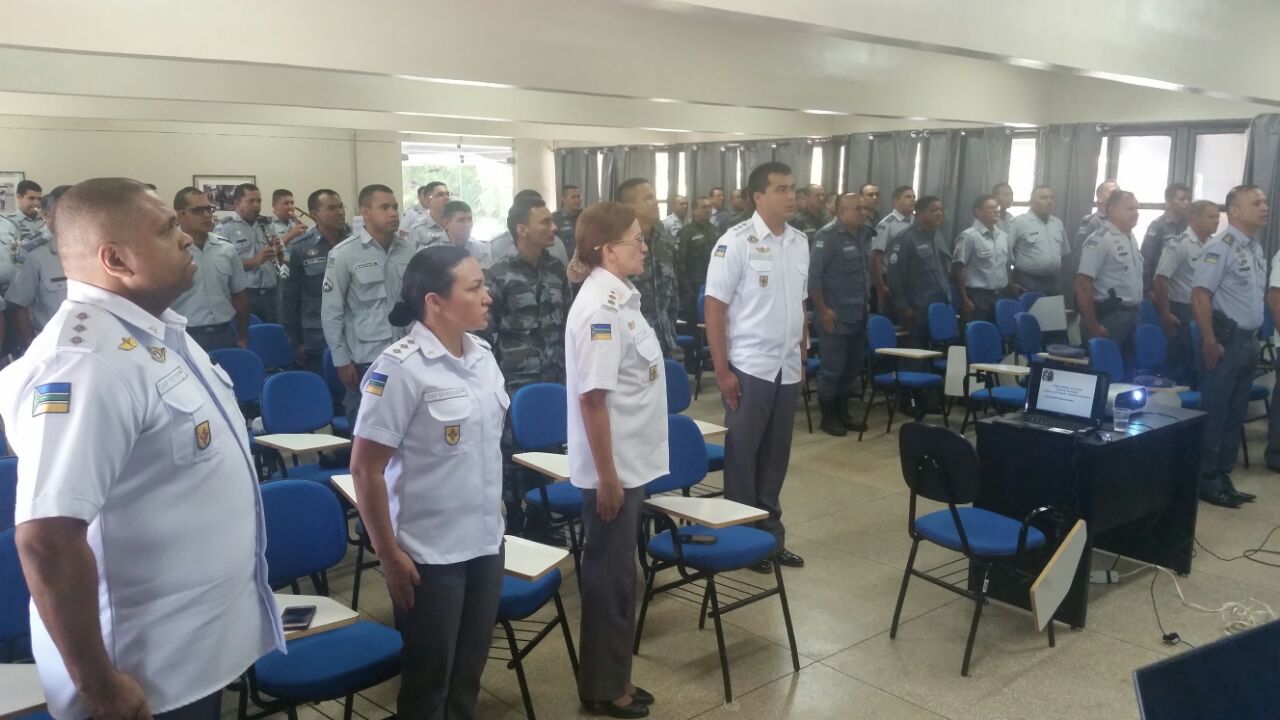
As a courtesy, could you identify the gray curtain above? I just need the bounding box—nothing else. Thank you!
[819,138,842,193]
[1244,114,1280,261]
[843,134,873,203]
[620,146,656,187]
[1035,122,1103,306]
[599,148,619,201]
[723,145,743,194]
[952,128,1014,242]
[741,141,773,181]
[868,131,919,220]
[771,140,813,187]
[555,148,601,206]
[918,130,962,240]
[690,143,723,201]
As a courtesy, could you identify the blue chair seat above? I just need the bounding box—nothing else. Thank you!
[254,621,402,700]
[499,569,561,620]
[874,371,943,388]
[706,443,725,473]
[805,357,821,378]
[331,416,352,437]
[274,464,349,483]
[968,386,1027,407]
[1179,390,1201,409]
[915,508,1045,557]
[933,358,948,371]
[676,334,695,348]
[1250,384,1269,402]
[648,524,776,572]
[524,481,583,516]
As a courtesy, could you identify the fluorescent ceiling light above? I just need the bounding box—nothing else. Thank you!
[394,111,513,123]
[400,130,513,140]
[639,127,691,133]
[649,97,682,104]
[1006,57,1054,71]
[906,116,930,122]
[802,108,848,116]
[1086,71,1185,92]
[1002,121,1038,128]
[393,75,516,90]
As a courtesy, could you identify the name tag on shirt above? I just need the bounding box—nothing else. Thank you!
[157,367,190,395]
[423,387,468,404]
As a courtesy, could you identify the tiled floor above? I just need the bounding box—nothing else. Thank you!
[226,386,1280,720]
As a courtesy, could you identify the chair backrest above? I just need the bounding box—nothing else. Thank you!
[261,371,334,434]
[664,359,691,414]
[898,421,982,505]
[1139,299,1160,327]
[0,457,16,531]
[994,299,1020,338]
[1019,291,1045,312]
[644,414,708,495]
[511,382,568,450]
[1133,323,1168,375]
[866,314,897,351]
[927,303,959,345]
[247,323,295,370]
[249,314,264,326]
[1014,312,1043,359]
[696,289,707,324]
[320,349,345,399]
[1088,337,1126,382]
[0,527,31,650]
[209,348,267,404]
[260,479,348,589]
[965,321,1004,365]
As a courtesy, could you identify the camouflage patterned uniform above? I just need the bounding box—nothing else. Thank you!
[633,223,682,357]
[675,219,719,323]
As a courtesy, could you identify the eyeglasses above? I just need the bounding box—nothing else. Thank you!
[184,206,216,215]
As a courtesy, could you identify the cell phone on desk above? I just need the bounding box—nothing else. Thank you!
[281,605,317,632]
[677,533,717,545]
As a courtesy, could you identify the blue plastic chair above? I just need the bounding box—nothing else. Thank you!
[1,527,32,663]
[209,348,267,406]
[662,359,724,488]
[1133,323,1168,377]
[1088,337,1126,382]
[244,481,402,719]
[319,350,351,437]
[960,321,1027,432]
[692,287,711,400]
[0,457,16,531]
[497,568,580,720]
[927,302,958,373]
[512,384,582,573]
[249,313,264,326]
[1013,312,1043,364]
[644,415,709,496]
[1019,291,1045,313]
[260,372,349,482]
[801,355,823,433]
[858,314,946,441]
[248,323,296,371]
[1139,299,1160,328]
[891,422,1059,676]
[994,299,1020,352]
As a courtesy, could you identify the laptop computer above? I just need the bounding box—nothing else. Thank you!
[1133,619,1280,719]
[997,361,1109,434]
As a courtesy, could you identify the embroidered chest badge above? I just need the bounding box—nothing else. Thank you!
[445,425,461,446]
[196,420,212,450]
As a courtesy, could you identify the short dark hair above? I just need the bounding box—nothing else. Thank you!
[232,183,259,201]
[507,197,548,239]
[796,186,812,198]
[513,188,543,203]
[972,194,997,213]
[858,183,878,195]
[443,200,472,220]
[916,195,942,214]
[173,186,204,211]
[834,193,863,212]
[561,184,579,195]
[746,161,793,202]
[891,185,914,201]
[1164,183,1191,202]
[709,186,724,196]
[1226,184,1261,210]
[992,182,1012,194]
[1032,184,1053,194]
[16,180,41,196]
[1189,199,1218,216]
[272,189,293,204]
[418,181,446,198]
[307,188,339,214]
[358,183,396,209]
[41,185,72,215]
[56,178,151,253]
[1106,190,1137,213]
[616,178,651,204]
[388,245,473,327]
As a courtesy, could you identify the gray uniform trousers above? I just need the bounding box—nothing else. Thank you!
[246,286,279,324]
[395,548,505,720]
[723,366,801,549]
[1085,306,1139,355]
[578,486,646,702]
[1012,269,1059,296]
[1198,332,1258,489]
[817,323,866,402]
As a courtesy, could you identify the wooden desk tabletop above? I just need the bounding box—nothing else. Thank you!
[276,593,360,640]
[513,452,570,481]
[971,362,1030,376]
[644,496,767,529]
[693,419,727,440]
[0,665,44,720]
[331,474,356,505]
[876,347,943,360]
[256,433,352,454]
[504,535,570,581]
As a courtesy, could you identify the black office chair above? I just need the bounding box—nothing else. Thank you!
[890,421,1065,676]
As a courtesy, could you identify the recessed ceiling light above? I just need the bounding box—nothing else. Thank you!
[802,109,848,116]
[1002,121,1038,128]
[649,97,682,104]
[639,127,692,133]
[393,75,516,90]
[1086,71,1185,92]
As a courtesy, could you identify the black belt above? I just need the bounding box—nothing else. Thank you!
[189,324,231,334]
[247,287,275,294]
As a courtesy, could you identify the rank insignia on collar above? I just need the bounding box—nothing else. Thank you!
[759,275,769,288]
[149,346,166,363]
[195,420,211,450]
[445,424,461,446]
[119,337,137,351]
[748,235,759,244]
[627,320,635,330]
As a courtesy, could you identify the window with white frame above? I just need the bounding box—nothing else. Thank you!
[1106,134,1173,240]
[1006,134,1037,217]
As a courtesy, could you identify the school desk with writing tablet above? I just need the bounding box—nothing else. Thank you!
[0,664,45,720]
[513,452,571,481]
[255,433,352,454]
[970,362,1030,377]
[1030,520,1087,631]
[276,593,360,640]
[692,419,727,439]
[644,496,768,529]
[875,347,944,360]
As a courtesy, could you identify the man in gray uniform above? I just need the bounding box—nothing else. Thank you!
[707,187,726,227]
[1193,184,1268,508]
[1076,191,1144,353]
[170,187,249,352]
[619,178,681,357]
[2,179,47,261]
[1075,179,1119,250]
[406,181,450,248]
[216,183,281,324]
[322,184,416,425]
[551,184,583,259]
[872,186,916,313]
[268,189,309,262]
[283,188,348,374]
[1153,200,1217,384]
[1008,185,1069,295]
[810,192,871,436]
[715,188,749,234]
[439,200,495,269]
[6,186,70,352]
[1140,183,1191,294]
[993,182,1015,235]
[661,194,688,238]
[885,196,949,350]
[953,194,1010,323]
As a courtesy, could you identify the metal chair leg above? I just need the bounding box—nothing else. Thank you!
[961,564,992,677]
[885,389,899,434]
[553,591,580,674]
[857,386,877,442]
[503,619,538,720]
[802,383,814,433]
[633,566,656,655]
[706,577,734,703]
[773,558,800,671]
[890,539,919,638]
[697,581,712,630]
[351,539,365,611]
[1047,616,1056,648]
[342,694,354,720]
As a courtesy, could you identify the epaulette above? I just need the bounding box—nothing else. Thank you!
[55,303,102,353]
[468,333,491,351]
[1222,234,1235,246]
[601,289,620,313]
[381,336,418,362]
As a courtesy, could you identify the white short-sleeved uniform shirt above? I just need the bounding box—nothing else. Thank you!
[703,213,809,385]
[566,266,669,490]
[953,220,1010,290]
[1154,229,1207,305]
[872,209,912,253]
[353,322,508,565]
[0,281,283,719]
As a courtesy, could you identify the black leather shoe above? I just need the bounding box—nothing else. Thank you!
[749,559,773,574]
[820,414,848,437]
[581,699,649,718]
[1199,489,1244,508]
[776,549,805,567]
[631,687,654,705]
[1222,476,1257,502]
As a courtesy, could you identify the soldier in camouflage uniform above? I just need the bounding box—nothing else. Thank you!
[676,196,718,323]
[618,177,682,357]
[486,197,570,537]
[791,184,830,245]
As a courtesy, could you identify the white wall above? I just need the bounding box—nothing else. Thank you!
[512,139,556,202]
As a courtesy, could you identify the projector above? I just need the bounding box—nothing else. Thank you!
[1106,385,1148,415]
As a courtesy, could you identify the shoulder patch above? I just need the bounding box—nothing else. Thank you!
[590,323,613,341]
[381,336,419,362]
[364,371,388,396]
[32,382,72,416]
[1084,239,1099,247]
[714,245,727,258]
[1202,253,1220,265]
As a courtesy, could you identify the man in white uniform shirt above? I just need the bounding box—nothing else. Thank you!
[0,178,282,720]
[704,161,808,574]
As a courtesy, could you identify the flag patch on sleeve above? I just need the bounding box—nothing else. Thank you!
[365,372,388,396]
[32,383,71,416]
[1202,253,1219,265]
[590,323,612,341]
[714,245,727,257]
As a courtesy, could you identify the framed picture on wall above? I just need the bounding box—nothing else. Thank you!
[193,174,256,218]
[0,171,25,215]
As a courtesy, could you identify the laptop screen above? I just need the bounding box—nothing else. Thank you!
[1026,363,1109,424]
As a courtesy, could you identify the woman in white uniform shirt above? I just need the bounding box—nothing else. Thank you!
[350,245,507,720]
[566,202,669,718]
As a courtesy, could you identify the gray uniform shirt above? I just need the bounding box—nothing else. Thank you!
[810,222,872,332]
[1008,211,1068,277]
[320,229,417,366]
[407,215,448,249]
[872,209,912,254]
[1193,226,1266,331]
[217,214,277,290]
[5,241,66,330]
[170,235,247,327]
[662,214,685,238]
[954,220,1010,290]
[1077,221,1144,305]
[1154,229,1206,305]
